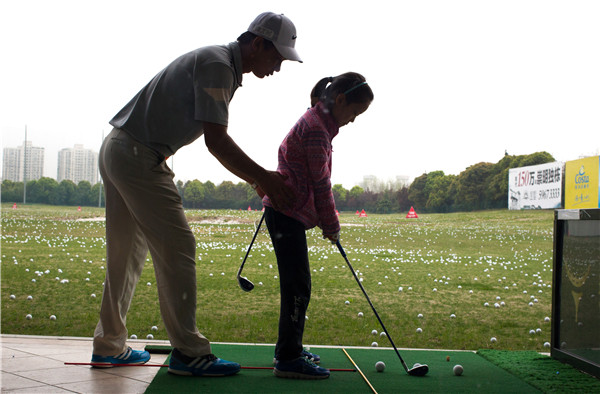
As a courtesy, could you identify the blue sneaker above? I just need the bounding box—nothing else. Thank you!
[302,349,321,364]
[91,347,150,367]
[168,349,240,377]
[274,348,321,364]
[274,357,330,380]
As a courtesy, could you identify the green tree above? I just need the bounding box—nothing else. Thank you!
[183,180,205,209]
[407,173,428,211]
[426,173,456,212]
[75,181,92,206]
[0,180,23,202]
[28,177,58,204]
[51,180,77,205]
[456,162,494,211]
[332,184,348,209]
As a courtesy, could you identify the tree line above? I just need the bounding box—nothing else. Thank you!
[1,151,554,213]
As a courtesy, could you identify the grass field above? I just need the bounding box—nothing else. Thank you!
[1,204,555,352]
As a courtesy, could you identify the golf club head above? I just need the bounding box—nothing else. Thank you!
[237,276,254,292]
[407,363,429,376]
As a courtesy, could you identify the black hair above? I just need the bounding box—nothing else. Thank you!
[310,72,374,110]
[237,31,276,51]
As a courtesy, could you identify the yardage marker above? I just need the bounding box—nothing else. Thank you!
[342,348,377,394]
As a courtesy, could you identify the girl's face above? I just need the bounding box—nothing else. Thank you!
[332,95,371,127]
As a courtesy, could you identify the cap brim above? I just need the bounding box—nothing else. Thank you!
[274,43,302,63]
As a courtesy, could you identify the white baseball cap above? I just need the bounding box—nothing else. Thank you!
[248,12,302,63]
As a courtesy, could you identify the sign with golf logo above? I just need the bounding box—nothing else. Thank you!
[508,162,564,210]
[565,156,600,209]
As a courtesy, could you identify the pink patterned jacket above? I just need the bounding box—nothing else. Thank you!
[263,102,341,235]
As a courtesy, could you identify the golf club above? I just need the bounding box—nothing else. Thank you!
[336,240,429,377]
[236,212,265,292]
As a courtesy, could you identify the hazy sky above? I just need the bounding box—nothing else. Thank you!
[2,0,599,188]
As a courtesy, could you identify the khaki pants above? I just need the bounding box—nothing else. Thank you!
[93,128,211,357]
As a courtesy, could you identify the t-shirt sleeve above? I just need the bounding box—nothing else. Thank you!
[193,62,235,126]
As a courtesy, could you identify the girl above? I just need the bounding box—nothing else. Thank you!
[262,72,374,379]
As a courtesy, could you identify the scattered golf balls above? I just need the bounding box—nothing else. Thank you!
[371,329,378,335]
[130,334,137,339]
[147,334,154,339]
[10,294,16,300]
[358,312,364,317]
[371,342,378,347]
[416,328,423,333]
[345,300,350,305]
[375,361,385,372]
[49,315,56,321]
[453,364,463,376]
[26,314,32,320]
[151,325,158,331]
[490,337,497,343]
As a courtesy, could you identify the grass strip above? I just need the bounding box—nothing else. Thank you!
[477,350,600,393]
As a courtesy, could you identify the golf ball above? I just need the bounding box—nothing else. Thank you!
[453,364,463,376]
[416,328,423,333]
[49,315,56,321]
[26,314,32,320]
[371,342,378,347]
[10,294,16,300]
[358,312,364,317]
[371,329,378,335]
[147,334,154,339]
[375,361,385,372]
[490,337,497,343]
[151,325,158,331]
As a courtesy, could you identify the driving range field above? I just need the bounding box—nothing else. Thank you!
[5,205,600,392]
[1,204,555,351]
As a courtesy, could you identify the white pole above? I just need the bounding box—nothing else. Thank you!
[23,126,27,204]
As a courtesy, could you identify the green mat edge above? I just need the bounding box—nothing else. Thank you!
[145,345,599,392]
[476,349,600,393]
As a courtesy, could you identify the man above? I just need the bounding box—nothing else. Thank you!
[91,12,300,377]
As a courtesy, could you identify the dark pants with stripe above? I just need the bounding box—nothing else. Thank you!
[264,207,311,362]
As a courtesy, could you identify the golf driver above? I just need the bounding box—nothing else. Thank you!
[236,212,265,292]
[336,240,429,377]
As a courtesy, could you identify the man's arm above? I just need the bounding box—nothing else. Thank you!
[203,121,294,211]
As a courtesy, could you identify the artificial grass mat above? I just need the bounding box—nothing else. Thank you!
[477,349,600,393]
[144,344,553,393]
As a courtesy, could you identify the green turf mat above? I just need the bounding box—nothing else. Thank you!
[145,345,543,393]
[477,350,600,393]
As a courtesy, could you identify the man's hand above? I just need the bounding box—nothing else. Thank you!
[257,171,294,211]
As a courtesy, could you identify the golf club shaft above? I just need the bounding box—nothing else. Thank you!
[336,241,410,373]
[237,212,265,278]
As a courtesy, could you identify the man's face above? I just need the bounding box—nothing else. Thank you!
[252,41,285,78]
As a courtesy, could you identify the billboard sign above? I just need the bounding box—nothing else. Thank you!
[565,156,600,209]
[508,162,563,210]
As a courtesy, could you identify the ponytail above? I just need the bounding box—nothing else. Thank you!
[310,72,373,111]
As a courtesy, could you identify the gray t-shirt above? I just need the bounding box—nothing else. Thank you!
[110,42,243,157]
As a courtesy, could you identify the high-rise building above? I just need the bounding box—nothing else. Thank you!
[57,144,98,184]
[2,141,45,182]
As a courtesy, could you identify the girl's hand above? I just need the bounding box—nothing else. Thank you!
[323,231,340,244]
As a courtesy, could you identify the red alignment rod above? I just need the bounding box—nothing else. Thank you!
[64,362,355,372]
